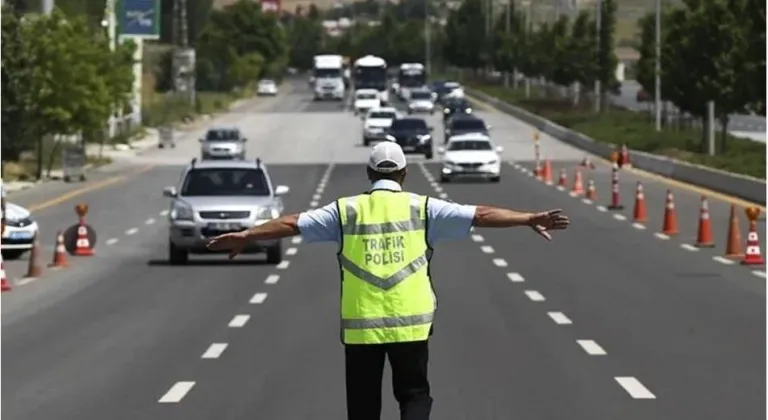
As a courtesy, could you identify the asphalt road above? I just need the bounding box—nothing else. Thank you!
[2,80,764,420]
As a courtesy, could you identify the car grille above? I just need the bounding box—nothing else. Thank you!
[5,219,32,228]
[199,211,251,219]
[395,136,420,145]
[458,163,483,169]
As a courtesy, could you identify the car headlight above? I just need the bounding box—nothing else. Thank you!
[486,160,499,165]
[170,201,194,221]
[443,160,456,167]
[418,134,431,143]
[385,134,396,141]
[465,108,473,113]
[443,108,450,114]
[256,207,279,220]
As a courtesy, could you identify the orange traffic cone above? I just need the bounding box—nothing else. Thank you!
[661,190,679,236]
[632,182,648,223]
[49,231,70,268]
[741,210,764,265]
[724,205,744,259]
[74,223,94,256]
[557,169,567,188]
[620,144,632,168]
[580,156,595,169]
[543,159,552,184]
[0,254,10,292]
[25,232,42,278]
[694,196,715,248]
[570,169,584,196]
[585,179,597,201]
[607,165,624,210]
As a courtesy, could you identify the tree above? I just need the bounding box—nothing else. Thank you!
[596,0,619,101]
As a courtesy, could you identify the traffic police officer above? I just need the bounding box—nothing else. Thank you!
[207,142,569,420]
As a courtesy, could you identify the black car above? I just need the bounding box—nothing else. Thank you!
[385,117,434,159]
[442,97,473,122]
[443,115,489,143]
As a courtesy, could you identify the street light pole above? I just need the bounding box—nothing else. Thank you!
[425,0,431,75]
[594,0,602,113]
[503,0,511,87]
[41,0,53,14]
[654,0,662,131]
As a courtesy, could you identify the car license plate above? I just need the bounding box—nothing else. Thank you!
[9,231,32,240]
[207,222,242,231]
[402,146,416,152]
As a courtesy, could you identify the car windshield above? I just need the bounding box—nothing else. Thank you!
[181,168,270,197]
[452,119,486,130]
[357,92,377,99]
[206,129,241,142]
[411,91,431,100]
[391,119,427,130]
[259,80,274,85]
[445,82,461,89]
[447,99,470,109]
[315,68,342,78]
[369,111,395,119]
[447,140,492,151]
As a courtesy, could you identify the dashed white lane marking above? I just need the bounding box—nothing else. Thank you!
[160,210,169,216]
[439,192,448,199]
[16,277,37,286]
[752,270,766,278]
[434,186,443,193]
[577,339,607,355]
[524,290,545,302]
[556,185,565,191]
[228,315,250,328]
[125,228,138,235]
[480,245,495,254]
[145,218,156,225]
[286,247,298,256]
[276,261,290,270]
[596,205,607,212]
[471,234,484,242]
[493,258,508,267]
[547,312,572,324]
[292,236,303,244]
[612,214,627,221]
[310,201,319,207]
[249,292,267,304]
[507,272,525,282]
[631,223,646,230]
[582,198,593,204]
[654,232,670,240]
[712,256,736,265]
[201,343,228,359]
[158,381,195,403]
[312,194,321,200]
[615,377,656,399]
[106,238,119,245]
[680,244,699,252]
[265,274,280,284]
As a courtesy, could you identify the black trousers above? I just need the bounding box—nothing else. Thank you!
[344,340,433,420]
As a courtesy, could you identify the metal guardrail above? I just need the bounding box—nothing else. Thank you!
[466,87,767,205]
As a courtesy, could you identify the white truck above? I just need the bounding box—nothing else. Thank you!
[353,55,389,106]
[313,54,345,101]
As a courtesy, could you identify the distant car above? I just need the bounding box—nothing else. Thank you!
[257,79,278,96]
[363,107,400,146]
[1,202,39,260]
[438,133,503,183]
[163,158,291,265]
[353,89,382,116]
[199,127,247,160]
[443,115,489,143]
[407,89,436,115]
[385,117,433,159]
[442,97,473,122]
[436,81,463,104]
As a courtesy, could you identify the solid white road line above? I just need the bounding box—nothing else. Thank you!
[547,312,572,325]
[480,245,495,254]
[250,292,267,304]
[614,377,656,399]
[228,315,250,328]
[471,234,484,242]
[524,290,545,302]
[292,236,303,244]
[105,238,119,245]
[160,210,169,216]
[577,339,607,355]
[712,256,736,265]
[201,343,228,359]
[125,228,138,235]
[158,381,195,403]
[286,247,298,256]
[276,261,290,270]
[265,274,280,284]
[680,244,699,252]
[145,218,156,225]
[493,258,508,267]
[506,272,525,283]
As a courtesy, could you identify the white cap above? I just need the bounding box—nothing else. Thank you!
[368,142,407,173]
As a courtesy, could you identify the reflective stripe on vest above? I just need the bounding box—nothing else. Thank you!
[338,192,435,344]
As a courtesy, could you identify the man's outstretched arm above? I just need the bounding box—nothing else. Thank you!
[472,206,569,240]
[242,214,301,240]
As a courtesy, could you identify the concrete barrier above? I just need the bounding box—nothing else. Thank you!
[467,87,767,205]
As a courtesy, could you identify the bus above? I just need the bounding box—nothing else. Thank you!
[353,55,389,105]
[397,63,427,100]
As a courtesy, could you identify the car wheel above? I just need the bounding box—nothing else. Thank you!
[168,241,188,265]
[1,249,26,260]
[266,242,283,264]
[440,176,450,183]
[424,152,433,160]
[490,176,501,183]
[363,137,370,146]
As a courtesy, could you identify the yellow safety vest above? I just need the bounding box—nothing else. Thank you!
[337,191,435,345]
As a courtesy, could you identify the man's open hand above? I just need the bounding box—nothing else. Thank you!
[528,209,569,241]
[206,231,249,259]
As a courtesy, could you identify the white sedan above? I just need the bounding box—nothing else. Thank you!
[257,79,278,96]
[353,89,382,116]
[438,133,503,183]
[363,107,400,146]
[2,202,39,259]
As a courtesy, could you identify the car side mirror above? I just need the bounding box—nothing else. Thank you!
[163,186,178,197]
[495,146,504,153]
[437,146,446,154]
[198,138,204,142]
[242,138,248,142]
[428,127,434,132]
[274,185,290,196]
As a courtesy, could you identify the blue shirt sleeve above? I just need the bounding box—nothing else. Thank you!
[297,202,341,244]
[426,198,477,246]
